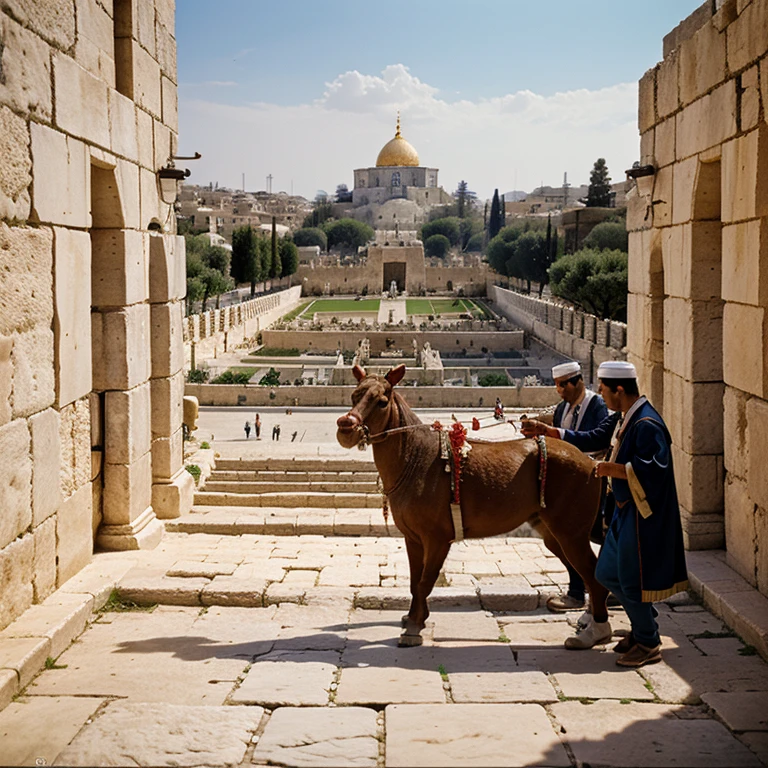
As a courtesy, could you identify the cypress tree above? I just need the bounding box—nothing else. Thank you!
[270,216,279,279]
[587,158,612,207]
[489,189,502,240]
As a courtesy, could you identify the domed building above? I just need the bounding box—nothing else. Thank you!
[351,115,450,226]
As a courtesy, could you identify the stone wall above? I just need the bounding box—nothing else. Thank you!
[186,383,558,410]
[183,286,302,365]
[628,0,768,594]
[260,330,524,355]
[297,250,488,297]
[0,0,190,631]
[488,285,626,381]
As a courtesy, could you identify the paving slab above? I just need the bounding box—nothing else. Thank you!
[0,695,103,767]
[385,702,570,767]
[253,706,379,768]
[550,699,763,767]
[336,648,445,705]
[54,701,264,767]
[430,609,501,642]
[644,641,768,702]
[701,691,768,731]
[27,609,248,705]
[230,650,338,706]
[738,732,768,765]
[519,647,655,700]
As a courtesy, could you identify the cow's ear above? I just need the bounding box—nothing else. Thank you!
[385,364,406,386]
[352,365,366,382]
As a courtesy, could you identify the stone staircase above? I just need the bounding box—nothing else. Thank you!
[167,457,399,537]
[121,453,561,613]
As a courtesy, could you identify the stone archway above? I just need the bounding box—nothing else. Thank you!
[383,262,406,292]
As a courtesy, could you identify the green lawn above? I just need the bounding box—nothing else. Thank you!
[405,298,479,316]
[299,298,381,316]
[282,301,312,322]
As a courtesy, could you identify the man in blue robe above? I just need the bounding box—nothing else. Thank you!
[522,361,688,665]
[546,361,609,613]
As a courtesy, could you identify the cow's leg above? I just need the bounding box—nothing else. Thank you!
[401,536,425,628]
[399,537,451,647]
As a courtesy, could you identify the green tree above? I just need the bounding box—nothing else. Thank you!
[199,266,234,312]
[486,227,522,276]
[586,158,612,207]
[488,189,502,240]
[420,217,461,246]
[269,217,280,279]
[258,367,281,386]
[465,232,484,252]
[335,183,353,203]
[204,245,230,276]
[515,230,550,296]
[454,180,477,218]
[582,221,628,252]
[279,237,299,278]
[324,218,374,253]
[231,225,262,295]
[292,227,327,250]
[424,233,451,258]
[549,249,628,320]
[302,200,334,228]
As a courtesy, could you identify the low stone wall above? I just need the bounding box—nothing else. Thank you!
[185,383,558,410]
[260,329,524,355]
[184,286,303,366]
[488,284,626,381]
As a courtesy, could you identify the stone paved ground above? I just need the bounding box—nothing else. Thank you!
[1,408,767,767]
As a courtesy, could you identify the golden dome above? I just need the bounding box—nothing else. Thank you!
[375,114,419,167]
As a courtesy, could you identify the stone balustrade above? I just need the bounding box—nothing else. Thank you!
[488,284,626,381]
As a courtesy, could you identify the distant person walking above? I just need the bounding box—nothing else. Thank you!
[254,414,262,440]
[272,424,281,441]
[244,421,251,439]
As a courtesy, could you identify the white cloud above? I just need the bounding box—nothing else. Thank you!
[178,64,639,200]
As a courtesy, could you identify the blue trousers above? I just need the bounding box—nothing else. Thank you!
[595,506,660,647]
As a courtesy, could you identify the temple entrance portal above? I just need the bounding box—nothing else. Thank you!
[383,262,406,293]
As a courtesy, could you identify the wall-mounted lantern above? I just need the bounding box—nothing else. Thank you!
[625,162,656,197]
[157,152,202,204]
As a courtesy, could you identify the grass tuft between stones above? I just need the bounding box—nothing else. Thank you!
[98,589,157,613]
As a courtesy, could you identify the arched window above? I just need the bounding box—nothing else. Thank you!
[391,171,401,187]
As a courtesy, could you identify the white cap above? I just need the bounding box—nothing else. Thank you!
[597,360,637,379]
[552,361,581,379]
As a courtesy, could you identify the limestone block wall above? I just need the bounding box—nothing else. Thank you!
[628,0,768,593]
[488,284,626,381]
[259,330,524,356]
[183,286,302,365]
[0,0,189,630]
[297,260,488,297]
[185,383,558,410]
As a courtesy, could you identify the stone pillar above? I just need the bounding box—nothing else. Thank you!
[148,233,194,518]
[92,229,163,550]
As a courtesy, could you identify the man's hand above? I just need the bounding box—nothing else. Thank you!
[594,461,627,480]
[521,419,552,438]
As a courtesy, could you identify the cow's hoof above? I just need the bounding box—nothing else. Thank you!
[398,631,424,647]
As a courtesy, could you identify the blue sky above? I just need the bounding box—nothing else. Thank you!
[176,0,702,200]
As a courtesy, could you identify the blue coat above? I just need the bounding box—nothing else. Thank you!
[561,400,688,601]
[553,393,609,433]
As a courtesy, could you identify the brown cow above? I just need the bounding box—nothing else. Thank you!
[336,364,608,647]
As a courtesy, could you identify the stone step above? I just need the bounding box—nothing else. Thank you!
[203,480,380,494]
[193,491,382,509]
[214,457,377,473]
[117,573,541,613]
[166,505,397,537]
[209,470,380,483]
